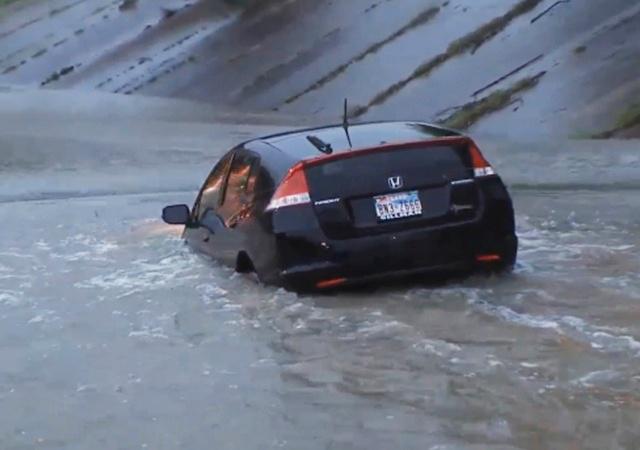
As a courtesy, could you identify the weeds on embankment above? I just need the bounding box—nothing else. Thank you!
[439,72,546,130]
[591,103,640,139]
[350,0,547,117]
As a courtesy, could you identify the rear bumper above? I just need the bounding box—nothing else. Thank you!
[284,260,473,291]
[271,174,517,291]
[276,225,517,291]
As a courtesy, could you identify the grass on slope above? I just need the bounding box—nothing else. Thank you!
[350,0,546,117]
[439,72,546,130]
[592,103,640,139]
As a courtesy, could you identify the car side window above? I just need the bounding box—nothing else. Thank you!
[222,153,260,211]
[195,153,233,221]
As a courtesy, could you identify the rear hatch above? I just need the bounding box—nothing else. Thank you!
[304,141,480,239]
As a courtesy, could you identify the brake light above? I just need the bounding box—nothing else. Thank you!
[469,142,495,177]
[266,163,311,211]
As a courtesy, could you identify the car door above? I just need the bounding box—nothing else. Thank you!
[209,150,260,266]
[186,152,233,256]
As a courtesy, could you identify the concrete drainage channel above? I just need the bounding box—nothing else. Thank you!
[0,90,639,449]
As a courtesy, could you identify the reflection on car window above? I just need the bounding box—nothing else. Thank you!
[223,153,259,209]
[196,153,233,220]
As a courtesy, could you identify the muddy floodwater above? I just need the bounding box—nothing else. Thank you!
[1,187,639,449]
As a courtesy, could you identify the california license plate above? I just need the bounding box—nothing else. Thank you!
[374,191,422,221]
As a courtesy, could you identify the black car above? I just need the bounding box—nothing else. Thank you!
[163,121,517,291]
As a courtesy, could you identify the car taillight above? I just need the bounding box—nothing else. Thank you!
[266,163,311,211]
[469,142,495,178]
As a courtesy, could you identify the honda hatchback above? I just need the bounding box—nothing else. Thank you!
[163,121,517,291]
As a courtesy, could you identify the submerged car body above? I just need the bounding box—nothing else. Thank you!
[163,121,517,291]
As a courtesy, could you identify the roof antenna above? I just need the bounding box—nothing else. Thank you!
[342,98,353,149]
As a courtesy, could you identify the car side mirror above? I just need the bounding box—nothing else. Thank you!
[162,204,191,225]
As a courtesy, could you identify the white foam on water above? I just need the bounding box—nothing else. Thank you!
[51,250,112,263]
[221,302,241,311]
[76,384,99,393]
[591,332,640,353]
[470,297,640,356]
[571,370,623,388]
[93,241,119,254]
[26,310,59,325]
[567,241,636,252]
[358,320,412,339]
[75,252,201,295]
[197,283,228,298]
[412,339,461,357]
[480,217,640,359]
[33,240,51,251]
[250,358,277,368]
[560,316,628,335]
[60,234,102,247]
[27,315,45,324]
[0,290,23,306]
[32,234,120,263]
[128,327,170,341]
[520,362,539,368]
[195,280,242,311]
[470,298,635,356]
[280,302,313,320]
[470,298,561,330]
[0,262,12,274]
[559,315,640,355]
[560,315,586,328]
[0,251,36,259]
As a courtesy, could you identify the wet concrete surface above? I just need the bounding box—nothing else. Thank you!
[2,0,640,137]
[1,91,640,449]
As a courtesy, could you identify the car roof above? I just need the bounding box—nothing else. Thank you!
[248,121,461,162]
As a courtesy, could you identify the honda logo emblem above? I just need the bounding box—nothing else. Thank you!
[388,176,403,190]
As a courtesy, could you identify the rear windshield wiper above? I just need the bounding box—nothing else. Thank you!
[306,135,333,155]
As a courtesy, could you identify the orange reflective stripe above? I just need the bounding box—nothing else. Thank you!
[476,254,501,262]
[316,277,347,289]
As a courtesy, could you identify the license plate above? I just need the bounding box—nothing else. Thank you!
[374,191,422,221]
